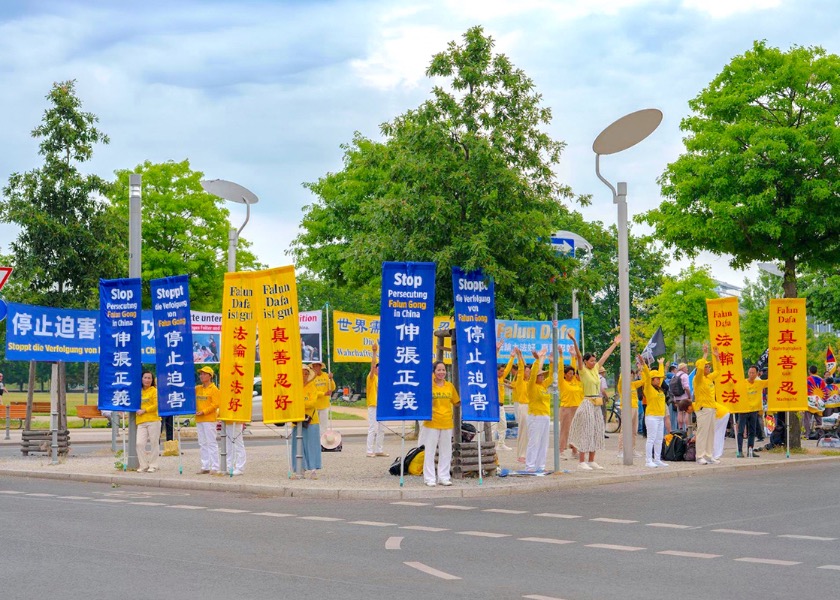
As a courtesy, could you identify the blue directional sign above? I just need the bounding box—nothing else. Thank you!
[550,236,575,257]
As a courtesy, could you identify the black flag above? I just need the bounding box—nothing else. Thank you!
[756,348,770,373]
[641,326,666,364]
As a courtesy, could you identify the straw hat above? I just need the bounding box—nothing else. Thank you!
[320,429,342,450]
[302,365,315,383]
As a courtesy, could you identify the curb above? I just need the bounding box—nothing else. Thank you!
[2,454,837,499]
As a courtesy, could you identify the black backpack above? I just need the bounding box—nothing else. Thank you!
[669,373,685,397]
[662,431,687,461]
[389,446,425,476]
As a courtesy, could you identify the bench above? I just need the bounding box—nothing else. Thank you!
[5,401,52,429]
[76,405,107,427]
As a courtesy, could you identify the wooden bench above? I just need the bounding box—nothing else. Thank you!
[5,401,52,429]
[76,405,107,427]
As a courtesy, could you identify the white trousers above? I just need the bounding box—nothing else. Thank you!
[366,406,384,454]
[318,408,330,428]
[515,402,530,459]
[196,421,219,471]
[525,415,550,471]
[136,420,161,471]
[713,414,729,460]
[644,415,664,463]
[223,422,246,472]
[494,406,508,443]
[421,426,452,485]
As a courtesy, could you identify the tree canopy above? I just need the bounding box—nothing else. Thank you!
[641,41,840,299]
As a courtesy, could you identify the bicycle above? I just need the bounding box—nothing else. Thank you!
[605,394,621,434]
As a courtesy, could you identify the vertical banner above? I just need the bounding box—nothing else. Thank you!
[151,275,196,416]
[333,310,379,362]
[98,278,142,412]
[377,261,436,421]
[218,272,258,422]
[767,298,808,412]
[299,310,323,363]
[706,297,748,412]
[255,266,305,424]
[452,267,498,422]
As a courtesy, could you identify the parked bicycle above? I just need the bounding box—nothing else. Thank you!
[605,394,621,434]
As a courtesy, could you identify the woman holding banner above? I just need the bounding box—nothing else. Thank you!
[568,333,620,470]
[136,369,161,473]
[291,365,322,478]
[422,361,460,487]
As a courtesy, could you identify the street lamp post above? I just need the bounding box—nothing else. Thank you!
[199,179,259,474]
[593,109,662,467]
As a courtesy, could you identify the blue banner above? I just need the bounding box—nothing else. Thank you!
[5,302,156,363]
[98,278,143,412]
[496,318,580,364]
[377,262,436,421]
[151,275,197,416]
[452,268,498,422]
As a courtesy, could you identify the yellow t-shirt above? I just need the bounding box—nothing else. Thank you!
[366,373,378,408]
[313,372,336,410]
[743,378,768,412]
[497,355,514,406]
[559,377,583,408]
[137,386,158,425]
[617,374,644,410]
[513,361,528,404]
[303,380,319,425]
[195,383,220,423]
[580,365,601,397]
[425,380,460,429]
[640,366,666,417]
[693,359,719,410]
[527,359,552,416]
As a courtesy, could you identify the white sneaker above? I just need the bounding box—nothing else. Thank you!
[425,481,436,487]
[645,461,658,468]
[578,462,593,471]
[589,462,604,470]
[697,458,708,465]
[654,460,669,467]
[500,444,513,451]
[232,469,244,476]
[616,452,624,459]
[710,458,721,465]
[439,480,452,486]
[633,450,643,458]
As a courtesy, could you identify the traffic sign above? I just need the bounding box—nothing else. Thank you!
[0,267,11,291]
[551,237,575,257]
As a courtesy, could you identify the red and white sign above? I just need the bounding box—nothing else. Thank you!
[0,267,11,291]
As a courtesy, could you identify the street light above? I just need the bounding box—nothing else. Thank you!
[593,108,662,467]
[199,178,259,473]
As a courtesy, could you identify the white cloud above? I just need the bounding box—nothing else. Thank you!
[681,0,783,19]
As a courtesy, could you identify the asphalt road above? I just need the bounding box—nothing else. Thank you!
[1,463,839,599]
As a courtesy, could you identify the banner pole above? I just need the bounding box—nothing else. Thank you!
[477,427,483,485]
[325,302,332,374]
[786,411,790,459]
[177,421,182,475]
[285,423,292,479]
[399,421,405,488]
[121,412,127,471]
[731,414,740,458]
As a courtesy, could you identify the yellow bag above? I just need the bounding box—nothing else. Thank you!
[407,450,425,475]
[162,440,179,456]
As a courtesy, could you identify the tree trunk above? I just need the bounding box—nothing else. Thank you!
[783,259,801,449]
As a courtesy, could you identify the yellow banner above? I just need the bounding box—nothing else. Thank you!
[218,271,258,422]
[255,266,305,424]
[333,311,378,363]
[767,298,808,412]
[331,311,454,364]
[706,297,749,413]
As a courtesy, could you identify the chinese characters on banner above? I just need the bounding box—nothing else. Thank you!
[98,278,142,412]
[377,262,436,421]
[452,267,498,422]
[256,266,305,424]
[218,272,258,422]
[151,275,196,416]
[767,298,808,412]
[706,297,748,412]
[333,310,380,362]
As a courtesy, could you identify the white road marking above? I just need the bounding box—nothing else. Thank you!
[535,513,581,519]
[252,512,295,517]
[457,531,510,538]
[647,523,694,529]
[385,536,403,550]
[818,565,840,571]
[591,517,638,524]
[349,521,397,527]
[209,508,250,514]
[586,543,645,552]
[518,537,575,545]
[299,516,343,522]
[58,496,93,500]
[25,493,56,497]
[778,534,836,541]
[523,595,567,600]
[436,505,476,510]
[735,557,801,566]
[168,504,206,510]
[391,501,430,506]
[0,491,25,494]
[484,508,528,514]
[404,561,461,580]
[130,501,167,506]
[712,529,769,536]
[658,550,721,559]
[93,499,128,503]
[400,525,449,532]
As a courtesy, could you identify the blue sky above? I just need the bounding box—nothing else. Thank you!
[1,0,838,292]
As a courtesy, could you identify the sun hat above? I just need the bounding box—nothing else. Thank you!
[320,429,342,450]
[302,365,315,383]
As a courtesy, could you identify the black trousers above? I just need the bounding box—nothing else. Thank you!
[737,411,759,454]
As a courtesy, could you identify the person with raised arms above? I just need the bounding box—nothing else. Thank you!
[365,343,387,458]
[694,342,721,465]
[517,347,553,472]
[637,355,668,468]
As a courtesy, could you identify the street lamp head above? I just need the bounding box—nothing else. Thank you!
[200,179,259,205]
[592,108,663,156]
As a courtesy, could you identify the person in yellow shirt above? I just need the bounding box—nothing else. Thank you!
[519,347,553,472]
[136,369,161,473]
[291,365,322,479]
[558,345,584,459]
[738,365,767,458]
[311,361,336,427]
[422,361,460,487]
[512,354,532,463]
[637,356,668,468]
[496,341,515,452]
[694,342,721,465]
[365,343,387,457]
[194,365,220,474]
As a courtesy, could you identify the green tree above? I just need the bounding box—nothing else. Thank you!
[108,160,264,311]
[647,266,719,362]
[292,27,580,316]
[0,80,123,308]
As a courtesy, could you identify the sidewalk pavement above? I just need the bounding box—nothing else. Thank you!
[2,420,836,498]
